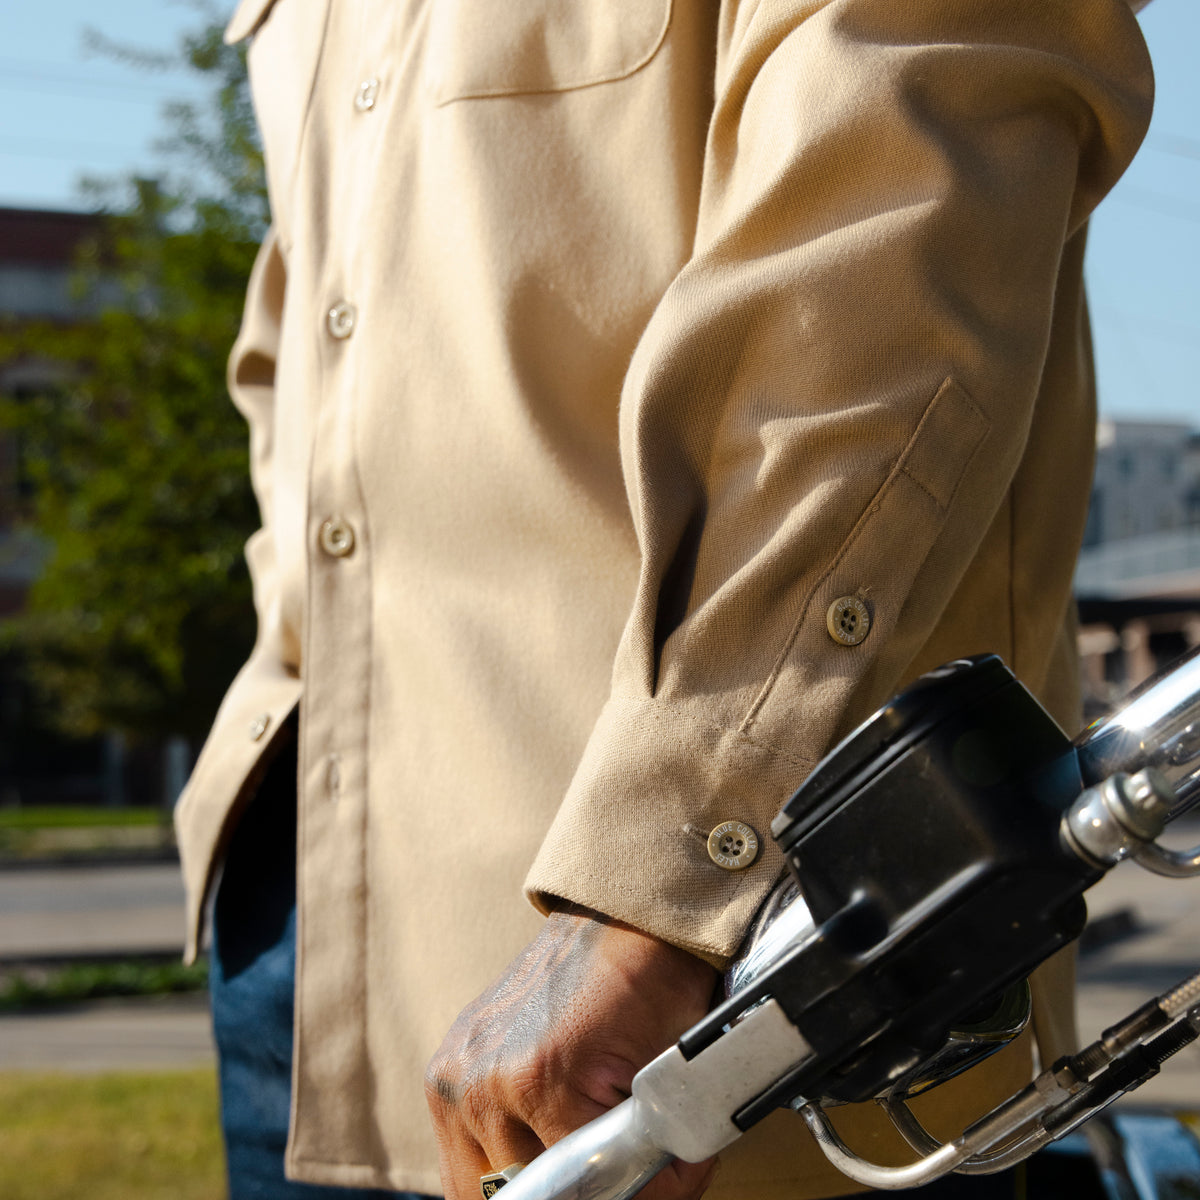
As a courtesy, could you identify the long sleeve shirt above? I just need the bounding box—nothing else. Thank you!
[176,0,1153,1192]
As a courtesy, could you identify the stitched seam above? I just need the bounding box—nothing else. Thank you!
[436,0,672,104]
[899,465,943,509]
[287,1156,441,1183]
[739,460,913,729]
[607,697,816,770]
[929,386,989,513]
[740,377,970,730]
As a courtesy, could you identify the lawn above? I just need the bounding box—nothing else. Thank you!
[0,807,164,830]
[0,806,174,859]
[0,959,209,1010]
[0,1068,225,1200]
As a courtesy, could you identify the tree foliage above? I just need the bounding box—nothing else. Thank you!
[1,9,267,741]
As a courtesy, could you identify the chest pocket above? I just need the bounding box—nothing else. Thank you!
[426,0,673,105]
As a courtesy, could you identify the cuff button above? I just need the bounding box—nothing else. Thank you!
[826,595,870,646]
[707,821,759,871]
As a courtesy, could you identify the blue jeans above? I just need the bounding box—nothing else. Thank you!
[209,740,437,1200]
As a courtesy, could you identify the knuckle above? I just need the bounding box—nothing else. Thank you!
[458,1057,507,1123]
[425,999,566,1128]
[423,1052,461,1114]
[508,1044,555,1106]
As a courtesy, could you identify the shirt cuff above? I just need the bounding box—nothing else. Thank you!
[524,695,810,966]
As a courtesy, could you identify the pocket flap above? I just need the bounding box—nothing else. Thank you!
[427,0,672,104]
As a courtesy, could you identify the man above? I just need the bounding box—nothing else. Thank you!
[177,1,1154,1197]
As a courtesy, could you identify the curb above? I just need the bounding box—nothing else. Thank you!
[0,948,191,971]
[0,850,180,872]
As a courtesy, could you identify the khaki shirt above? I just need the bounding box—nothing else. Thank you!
[176,0,1153,1193]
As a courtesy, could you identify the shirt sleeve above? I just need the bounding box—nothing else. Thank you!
[524,0,1153,964]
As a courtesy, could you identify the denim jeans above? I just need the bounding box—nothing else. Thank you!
[209,742,437,1200]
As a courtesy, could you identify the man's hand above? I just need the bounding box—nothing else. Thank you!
[425,905,720,1200]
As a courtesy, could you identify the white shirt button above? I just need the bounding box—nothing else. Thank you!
[707,821,759,871]
[249,713,271,741]
[327,301,357,340]
[826,595,870,646]
[355,77,380,112]
[319,516,356,558]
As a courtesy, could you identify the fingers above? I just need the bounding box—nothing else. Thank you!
[427,1061,548,1200]
[427,912,723,1200]
[638,1155,720,1200]
[431,1119,543,1200]
[475,1113,545,1191]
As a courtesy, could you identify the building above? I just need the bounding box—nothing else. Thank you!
[1083,419,1196,548]
[0,207,120,806]
[1076,419,1200,719]
[0,207,110,618]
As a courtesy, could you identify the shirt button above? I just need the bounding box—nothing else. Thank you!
[707,821,759,871]
[319,517,356,558]
[826,595,870,646]
[327,301,357,340]
[249,713,271,741]
[355,77,380,112]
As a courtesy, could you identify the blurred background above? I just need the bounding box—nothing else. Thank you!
[0,1,1197,1197]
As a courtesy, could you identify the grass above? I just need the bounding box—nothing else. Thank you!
[0,1068,225,1200]
[0,959,208,1011]
[0,805,174,859]
[0,806,165,830]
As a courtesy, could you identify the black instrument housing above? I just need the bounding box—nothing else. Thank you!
[679,655,1101,1125]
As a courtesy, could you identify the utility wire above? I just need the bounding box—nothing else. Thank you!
[1109,186,1200,226]
[0,134,152,161]
[0,58,202,99]
[1092,305,1200,351]
[1145,133,1200,164]
[0,77,188,106]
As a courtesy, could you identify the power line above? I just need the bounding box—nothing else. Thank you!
[1109,185,1200,226]
[0,58,201,99]
[0,134,153,161]
[0,76,187,106]
[1145,132,1200,163]
[1091,305,1200,351]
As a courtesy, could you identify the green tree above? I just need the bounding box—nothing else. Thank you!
[0,10,267,743]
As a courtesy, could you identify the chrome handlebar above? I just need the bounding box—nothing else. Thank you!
[496,647,1200,1200]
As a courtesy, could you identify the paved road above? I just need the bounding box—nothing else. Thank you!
[1076,834,1200,1108]
[0,862,186,959]
[0,861,208,1070]
[0,857,1196,1097]
[0,995,214,1071]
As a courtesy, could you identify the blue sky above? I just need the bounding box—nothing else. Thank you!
[0,0,1196,425]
